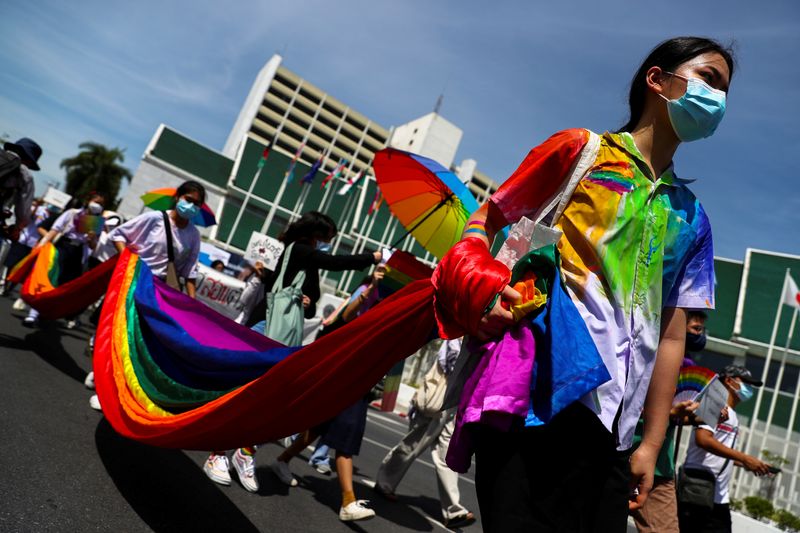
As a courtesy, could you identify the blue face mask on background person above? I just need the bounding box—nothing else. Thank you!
[316,241,332,253]
[660,73,726,142]
[735,382,754,402]
[176,198,199,221]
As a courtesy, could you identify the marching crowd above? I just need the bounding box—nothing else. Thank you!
[1,33,783,533]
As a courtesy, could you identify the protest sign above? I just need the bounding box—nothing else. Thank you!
[245,232,284,271]
[195,263,246,319]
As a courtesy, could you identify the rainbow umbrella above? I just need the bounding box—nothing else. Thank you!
[373,148,480,259]
[140,188,217,227]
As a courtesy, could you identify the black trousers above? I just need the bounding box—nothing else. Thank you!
[474,403,631,533]
[679,502,731,533]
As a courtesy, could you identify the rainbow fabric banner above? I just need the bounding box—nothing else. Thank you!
[94,249,436,450]
[7,242,117,319]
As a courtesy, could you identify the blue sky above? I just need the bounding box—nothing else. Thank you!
[2,0,798,260]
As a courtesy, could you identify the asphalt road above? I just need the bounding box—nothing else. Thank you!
[0,294,481,533]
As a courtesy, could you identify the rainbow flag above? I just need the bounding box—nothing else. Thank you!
[675,365,717,404]
[77,214,105,234]
[93,249,436,450]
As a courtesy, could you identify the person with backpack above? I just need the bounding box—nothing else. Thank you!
[203,211,381,498]
[1,138,40,239]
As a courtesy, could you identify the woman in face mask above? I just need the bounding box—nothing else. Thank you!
[108,180,204,298]
[23,192,107,327]
[204,211,382,497]
[85,181,205,411]
[431,36,734,531]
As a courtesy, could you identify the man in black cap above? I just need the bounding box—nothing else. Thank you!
[1,137,41,234]
[678,365,774,533]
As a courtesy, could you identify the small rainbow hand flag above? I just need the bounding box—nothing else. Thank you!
[674,365,717,404]
[77,214,105,234]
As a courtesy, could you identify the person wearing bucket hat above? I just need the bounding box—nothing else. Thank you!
[679,365,773,532]
[1,137,41,232]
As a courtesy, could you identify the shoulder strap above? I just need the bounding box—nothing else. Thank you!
[717,428,738,477]
[270,242,294,292]
[535,130,601,228]
[161,211,175,263]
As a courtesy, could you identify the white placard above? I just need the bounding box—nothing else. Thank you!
[43,187,72,209]
[194,263,247,320]
[245,231,285,271]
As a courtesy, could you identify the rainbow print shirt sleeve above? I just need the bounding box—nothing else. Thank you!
[488,128,715,449]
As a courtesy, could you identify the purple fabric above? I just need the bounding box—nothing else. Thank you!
[446,320,536,473]
[152,277,284,352]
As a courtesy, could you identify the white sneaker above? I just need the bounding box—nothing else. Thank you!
[232,449,259,492]
[269,460,298,487]
[66,319,80,330]
[22,316,38,328]
[203,454,232,486]
[280,436,294,448]
[314,463,332,475]
[339,500,376,522]
[12,298,27,311]
[84,371,95,390]
[88,394,102,411]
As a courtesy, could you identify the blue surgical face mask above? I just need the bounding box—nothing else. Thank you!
[176,198,199,221]
[735,382,754,403]
[316,241,332,253]
[686,331,707,352]
[660,73,726,142]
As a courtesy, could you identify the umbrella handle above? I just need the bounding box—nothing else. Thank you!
[390,193,455,250]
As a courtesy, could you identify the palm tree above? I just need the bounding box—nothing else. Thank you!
[61,142,132,207]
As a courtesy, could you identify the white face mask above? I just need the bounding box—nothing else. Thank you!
[87,201,103,215]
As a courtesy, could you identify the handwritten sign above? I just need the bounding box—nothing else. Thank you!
[245,231,284,271]
[194,263,246,319]
[43,187,72,209]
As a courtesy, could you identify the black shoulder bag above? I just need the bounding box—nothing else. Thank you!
[677,430,737,510]
[161,211,182,291]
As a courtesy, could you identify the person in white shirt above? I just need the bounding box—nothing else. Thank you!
[86,181,205,411]
[22,192,107,328]
[679,365,774,533]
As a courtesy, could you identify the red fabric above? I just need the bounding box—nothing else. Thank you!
[6,247,38,284]
[22,256,118,319]
[95,254,437,450]
[489,128,588,227]
[431,237,511,339]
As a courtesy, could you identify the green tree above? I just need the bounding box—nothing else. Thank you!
[61,142,132,207]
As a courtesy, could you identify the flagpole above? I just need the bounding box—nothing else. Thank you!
[261,93,327,235]
[742,269,790,459]
[779,307,800,501]
[225,153,268,247]
[321,191,357,285]
[757,305,798,461]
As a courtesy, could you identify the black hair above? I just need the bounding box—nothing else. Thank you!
[86,191,107,206]
[688,310,708,321]
[175,180,207,204]
[279,211,337,245]
[211,259,225,269]
[619,37,736,133]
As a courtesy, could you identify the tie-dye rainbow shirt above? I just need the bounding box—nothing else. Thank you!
[490,128,714,449]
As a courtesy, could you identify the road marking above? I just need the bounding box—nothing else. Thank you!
[361,436,475,486]
[359,479,454,531]
[367,410,409,429]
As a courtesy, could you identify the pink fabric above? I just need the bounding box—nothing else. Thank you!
[446,320,536,473]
